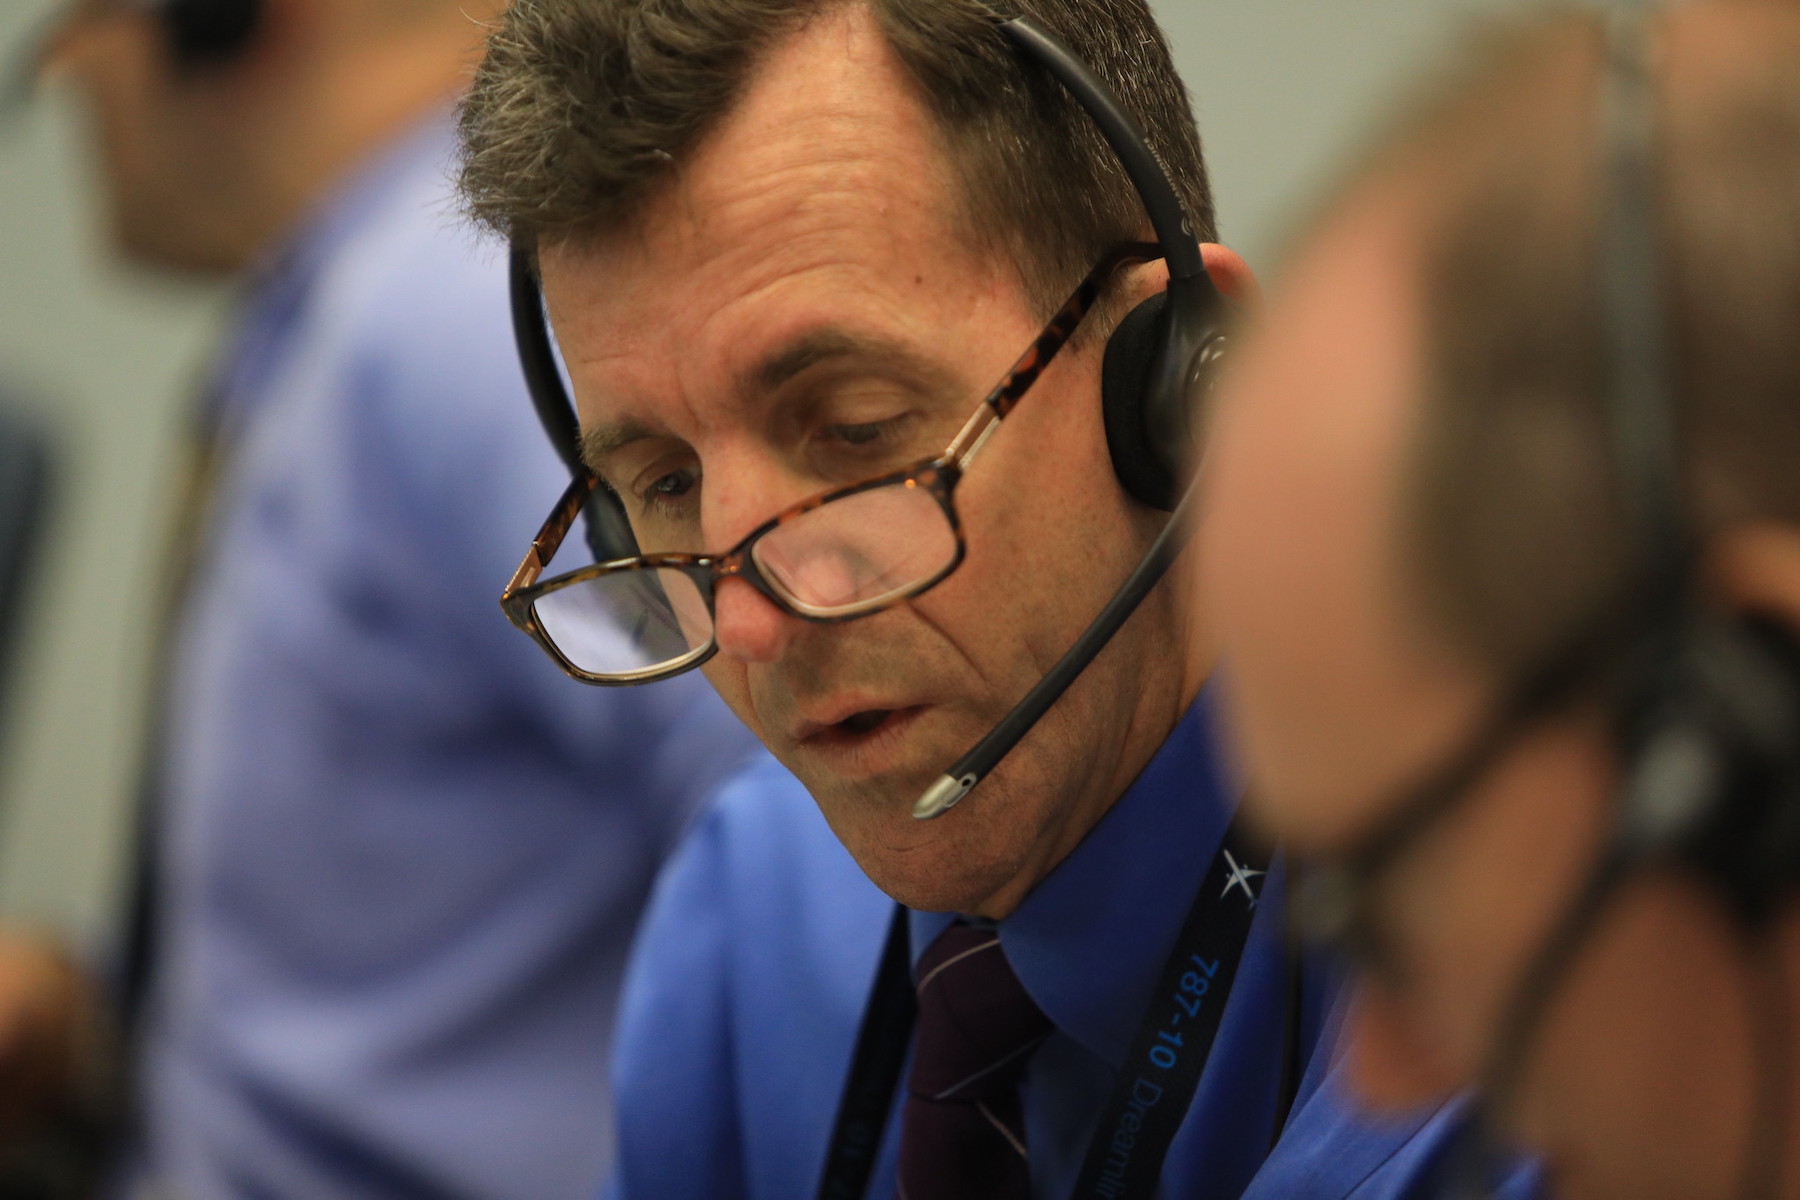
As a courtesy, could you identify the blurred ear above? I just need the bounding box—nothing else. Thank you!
[1710,523,1800,632]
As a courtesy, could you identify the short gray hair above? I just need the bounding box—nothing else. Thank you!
[456,0,1215,313]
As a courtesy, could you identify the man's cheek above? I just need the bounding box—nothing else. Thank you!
[700,661,766,742]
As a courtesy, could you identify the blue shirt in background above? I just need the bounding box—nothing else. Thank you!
[127,113,759,1200]
[608,698,1536,1200]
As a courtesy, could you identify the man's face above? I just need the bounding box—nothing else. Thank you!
[43,0,249,269]
[539,6,1203,917]
[1200,188,1768,1200]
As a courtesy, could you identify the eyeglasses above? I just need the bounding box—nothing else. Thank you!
[1288,622,1617,977]
[501,243,1162,686]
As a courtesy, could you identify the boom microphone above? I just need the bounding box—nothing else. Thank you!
[912,477,1199,820]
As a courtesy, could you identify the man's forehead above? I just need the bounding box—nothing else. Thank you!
[1221,189,1425,551]
[588,6,961,268]
[1205,184,1486,846]
[535,4,989,362]
[537,6,1023,459]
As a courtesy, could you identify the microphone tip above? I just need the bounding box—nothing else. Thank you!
[913,773,978,821]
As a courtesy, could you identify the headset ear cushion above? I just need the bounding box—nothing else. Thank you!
[1665,615,1800,925]
[1102,292,1179,511]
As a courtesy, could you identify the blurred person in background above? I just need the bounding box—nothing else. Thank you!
[0,0,757,1196]
[1201,2,1800,1199]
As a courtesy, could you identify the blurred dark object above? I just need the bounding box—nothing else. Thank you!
[0,398,53,726]
[0,934,117,1200]
[0,398,114,1200]
[5,0,264,120]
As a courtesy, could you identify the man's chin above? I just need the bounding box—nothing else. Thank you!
[801,773,1034,914]
[767,704,1039,911]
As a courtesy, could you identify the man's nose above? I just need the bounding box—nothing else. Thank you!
[710,577,795,665]
[699,459,811,665]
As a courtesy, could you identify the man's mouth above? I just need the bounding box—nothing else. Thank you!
[836,709,893,736]
[793,704,927,758]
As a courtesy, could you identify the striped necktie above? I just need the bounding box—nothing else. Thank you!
[897,923,1053,1200]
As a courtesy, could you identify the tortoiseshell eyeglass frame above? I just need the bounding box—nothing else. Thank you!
[501,242,1163,686]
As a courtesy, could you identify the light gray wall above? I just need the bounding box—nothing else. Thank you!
[0,0,228,945]
[1165,0,1509,269]
[0,0,1506,948]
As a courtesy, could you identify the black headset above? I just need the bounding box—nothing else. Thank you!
[1432,8,1800,1195]
[155,0,261,66]
[507,10,1233,568]
[3,0,258,108]
[1310,1,1800,989]
[1589,3,1800,934]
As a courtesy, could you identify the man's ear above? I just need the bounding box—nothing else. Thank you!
[1112,244,1260,313]
[1200,243,1260,309]
[1711,524,1800,633]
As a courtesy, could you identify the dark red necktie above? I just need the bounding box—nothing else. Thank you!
[897,923,1054,1200]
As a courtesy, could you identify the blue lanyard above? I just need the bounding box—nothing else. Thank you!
[816,819,1289,1200]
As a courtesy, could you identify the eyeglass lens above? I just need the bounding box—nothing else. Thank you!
[533,476,957,678]
[533,566,713,678]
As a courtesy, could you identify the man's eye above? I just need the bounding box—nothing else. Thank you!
[830,421,892,446]
[824,409,923,451]
[640,468,698,507]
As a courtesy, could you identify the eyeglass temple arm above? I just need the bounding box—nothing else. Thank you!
[944,243,1162,467]
[505,471,599,596]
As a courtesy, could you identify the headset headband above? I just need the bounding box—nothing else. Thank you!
[1601,2,1691,648]
[508,11,1218,474]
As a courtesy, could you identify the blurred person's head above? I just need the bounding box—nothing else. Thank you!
[36,0,503,272]
[1201,3,1800,1198]
[458,0,1254,917]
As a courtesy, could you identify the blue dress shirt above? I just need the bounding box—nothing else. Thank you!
[608,697,1536,1200]
[126,114,758,1200]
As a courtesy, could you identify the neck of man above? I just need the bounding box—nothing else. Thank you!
[194,19,491,272]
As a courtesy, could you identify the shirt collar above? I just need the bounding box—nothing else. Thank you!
[909,691,1234,1068]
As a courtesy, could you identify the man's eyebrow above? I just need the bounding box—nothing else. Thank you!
[581,418,658,476]
[579,331,956,473]
[744,328,954,398]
